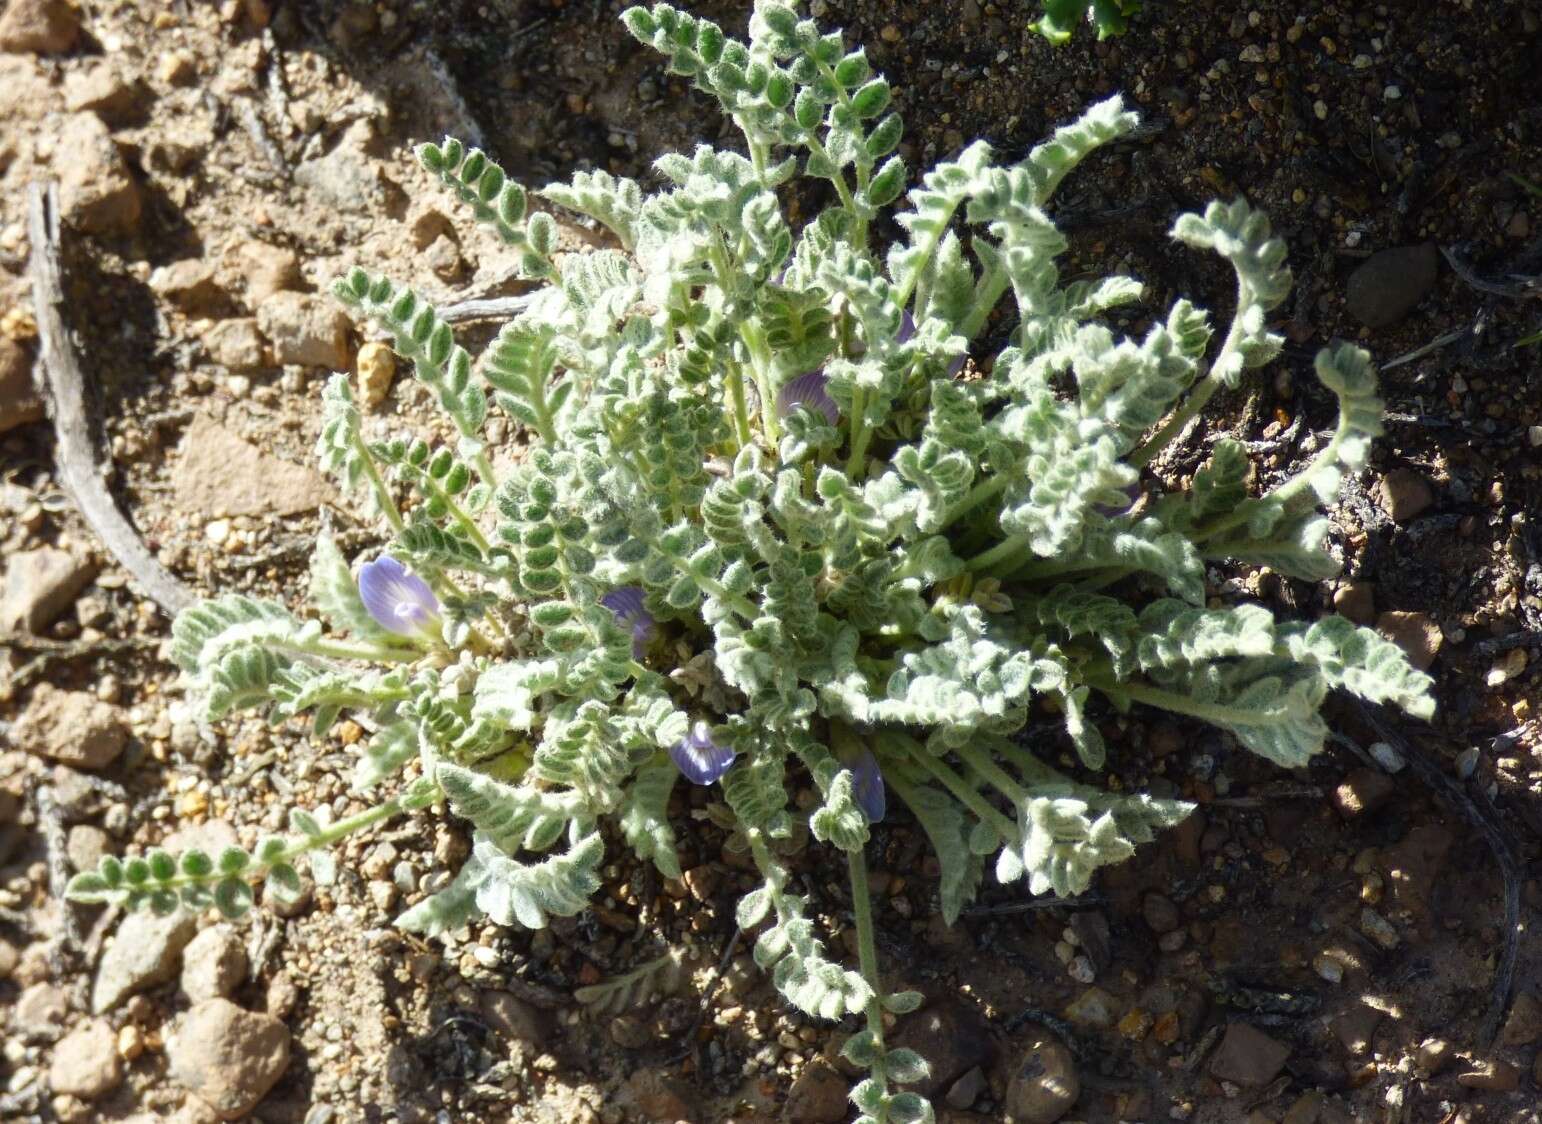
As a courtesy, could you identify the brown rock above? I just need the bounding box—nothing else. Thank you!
[0,336,43,432]
[1456,1059,1520,1091]
[1282,1091,1324,1124]
[1142,892,1180,934]
[257,291,352,369]
[13,684,125,769]
[1330,1002,1383,1055]
[1346,244,1438,329]
[49,1018,122,1099]
[180,925,248,1003]
[63,61,147,124]
[1414,1036,1453,1075]
[57,113,142,235]
[1499,991,1542,1047]
[15,981,71,1041]
[1062,985,1118,1029]
[0,0,80,54]
[1004,1032,1079,1124]
[1380,824,1452,920]
[1332,768,1395,817]
[203,318,266,369]
[945,1065,987,1110]
[1209,1022,1290,1086]
[93,910,199,1014]
[624,1069,698,1122]
[66,824,109,871]
[1376,610,1442,671]
[171,412,331,517]
[785,1059,850,1123]
[2,546,96,632]
[1332,581,1376,626]
[166,999,291,1121]
[1377,468,1435,523]
[230,241,301,307]
[151,259,221,313]
[1069,910,1111,971]
[478,990,552,1042]
[890,997,994,1095]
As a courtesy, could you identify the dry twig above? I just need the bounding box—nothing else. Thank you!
[26,182,194,617]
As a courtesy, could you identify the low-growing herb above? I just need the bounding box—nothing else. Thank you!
[69,3,1433,1119]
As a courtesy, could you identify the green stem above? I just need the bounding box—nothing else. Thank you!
[956,260,1011,343]
[354,433,406,535]
[1129,274,1250,469]
[305,637,421,664]
[1087,676,1297,729]
[936,472,1009,533]
[964,532,1031,575]
[846,847,889,1070]
[952,740,1030,805]
[843,389,872,478]
[886,734,1017,838]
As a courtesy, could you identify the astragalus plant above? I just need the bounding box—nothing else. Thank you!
[69,2,1434,1119]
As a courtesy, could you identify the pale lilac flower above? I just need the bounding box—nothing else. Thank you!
[776,371,840,426]
[601,585,655,659]
[358,556,440,638]
[840,747,886,823]
[670,721,736,785]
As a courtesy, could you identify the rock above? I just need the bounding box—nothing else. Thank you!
[1069,911,1111,971]
[13,684,126,770]
[1358,907,1400,950]
[167,999,291,1120]
[172,412,331,517]
[63,62,147,124]
[1332,581,1376,626]
[257,291,352,369]
[1062,985,1118,1030]
[0,336,43,432]
[1414,1036,1453,1075]
[151,259,221,313]
[2,546,96,632]
[1142,892,1180,934]
[1376,468,1434,523]
[479,990,552,1042]
[181,925,248,1003]
[1330,1002,1383,1055]
[293,119,386,214]
[1456,1059,1519,1091]
[66,824,110,871]
[93,909,198,1013]
[204,318,266,369]
[407,205,453,250]
[891,997,994,1095]
[1376,611,1442,671]
[608,1014,650,1050]
[1208,1022,1290,1086]
[1499,991,1542,1046]
[49,1018,122,1099]
[624,1069,698,1122]
[0,0,80,54]
[1004,1032,1079,1124]
[356,339,396,408]
[1378,822,1452,925]
[230,241,301,307]
[424,233,463,282]
[57,113,142,236]
[945,1065,987,1111]
[785,1059,850,1123]
[1332,769,1395,817]
[1346,244,1438,329]
[264,971,298,1020]
[14,981,71,1041]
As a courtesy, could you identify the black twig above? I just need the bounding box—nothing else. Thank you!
[36,783,83,975]
[668,924,742,1065]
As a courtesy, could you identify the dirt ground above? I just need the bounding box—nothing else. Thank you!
[2,0,1542,1122]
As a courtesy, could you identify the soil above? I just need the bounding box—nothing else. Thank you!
[2,1,1542,1123]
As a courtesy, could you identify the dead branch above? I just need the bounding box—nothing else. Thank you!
[26,182,195,618]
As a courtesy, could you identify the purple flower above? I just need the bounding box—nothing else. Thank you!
[776,371,840,426]
[601,585,655,659]
[1094,481,1143,518]
[670,721,736,785]
[358,556,441,638]
[840,747,886,823]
